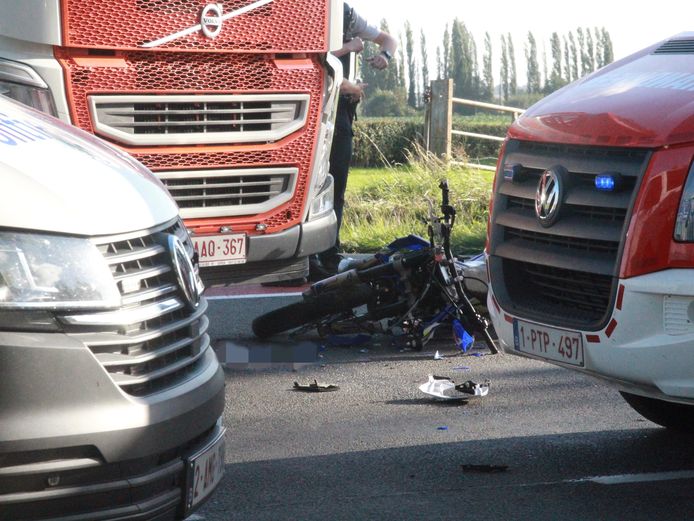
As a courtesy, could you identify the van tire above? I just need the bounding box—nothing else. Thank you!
[620,392,694,431]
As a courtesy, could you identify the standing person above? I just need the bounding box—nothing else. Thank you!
[311,2,397,278]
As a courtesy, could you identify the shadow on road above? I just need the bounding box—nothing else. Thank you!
[202,428,694,521]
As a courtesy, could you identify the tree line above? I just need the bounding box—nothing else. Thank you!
[358,22,614,116]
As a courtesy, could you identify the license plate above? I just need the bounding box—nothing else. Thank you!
[513,319,584,367]
[184,427,226,514]
[193,234,247,267]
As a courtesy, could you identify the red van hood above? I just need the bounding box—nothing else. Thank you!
[510,33,694,148]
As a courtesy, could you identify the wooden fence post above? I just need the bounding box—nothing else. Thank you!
[428,79,453,160]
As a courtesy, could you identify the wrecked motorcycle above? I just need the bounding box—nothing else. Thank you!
[252,180,498,354]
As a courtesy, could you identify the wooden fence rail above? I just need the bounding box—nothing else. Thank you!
[425,79,524,171]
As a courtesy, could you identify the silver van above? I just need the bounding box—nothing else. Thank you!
[0,97,225,520]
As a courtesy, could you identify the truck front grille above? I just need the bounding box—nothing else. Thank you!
[159,167,297,219]
[59,220,211,397]
[56,49,325,233]
[89,94,310,146]
[489,140,650,329]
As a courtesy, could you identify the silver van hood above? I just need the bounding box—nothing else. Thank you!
[0,98,178,236]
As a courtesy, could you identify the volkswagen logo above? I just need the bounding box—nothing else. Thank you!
[535,167,566,227]
[169,235,201,310]
[200,3,223,39]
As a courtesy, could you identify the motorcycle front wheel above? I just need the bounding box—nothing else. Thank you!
[252,283,374,338]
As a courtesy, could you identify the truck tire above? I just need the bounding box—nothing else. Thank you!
[252,284,373,338]
[620,392,694,431]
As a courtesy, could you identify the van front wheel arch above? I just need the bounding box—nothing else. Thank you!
[620,392,694,432]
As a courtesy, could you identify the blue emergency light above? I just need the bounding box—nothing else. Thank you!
[595,173,622,192]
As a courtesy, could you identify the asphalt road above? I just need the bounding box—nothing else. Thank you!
[196,292,694,521]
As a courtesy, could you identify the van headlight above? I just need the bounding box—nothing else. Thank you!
[0,59,57,117]
[674,162,694,242]
[0,232,120,310]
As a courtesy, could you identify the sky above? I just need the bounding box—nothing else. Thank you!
[349,0,689,86]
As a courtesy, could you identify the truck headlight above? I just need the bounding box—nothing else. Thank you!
[674,163,694,242]
[307,54,341,221]
[0,232,120,310]
[0,59,57,117]
[309,174,335,219]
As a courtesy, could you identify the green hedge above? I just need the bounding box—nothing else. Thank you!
[351,116,510,167]
[351,117,423,167]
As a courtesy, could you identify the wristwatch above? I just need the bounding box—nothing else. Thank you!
[380,50,393,61]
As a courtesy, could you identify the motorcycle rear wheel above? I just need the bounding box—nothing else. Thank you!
[252,283,374,338]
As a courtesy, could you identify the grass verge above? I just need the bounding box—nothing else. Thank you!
[341,152,494,255]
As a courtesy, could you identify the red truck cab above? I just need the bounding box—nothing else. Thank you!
[0,0,342,285]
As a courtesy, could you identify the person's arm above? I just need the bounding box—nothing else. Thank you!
[332,36,364,58]
[367,31,398,70]
[345,7,397,70]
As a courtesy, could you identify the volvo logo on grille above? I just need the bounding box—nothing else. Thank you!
[535,166,566,228]
[141,0,274,48]
[169,235,201,311]
[200,3,223,39]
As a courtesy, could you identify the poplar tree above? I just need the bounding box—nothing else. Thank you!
[397,34,406,89]
[471,37,481,99]
[482,32,494,101]
[450,19,479,101]
[577,27,591,76]
[436,46,443,80]
[450,20,466,98]
[420,29,430,96]
[500,34,509,102]
[443,25,451,78]
[525,31,541,94]
[542,43,548,91]
[507,33,517,96]
[601,28,614,65]
[569,31,578,80]
[586,28,596,72]
[550,32,563,89]
[405,22,417,107]
[563,35,572,83]
[594,27,605,69]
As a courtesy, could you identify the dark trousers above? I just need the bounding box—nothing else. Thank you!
[320,107,353,260]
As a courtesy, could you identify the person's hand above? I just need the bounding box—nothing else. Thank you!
[367,52,389,70]
[340,80,368,102]
[344,37,364,54]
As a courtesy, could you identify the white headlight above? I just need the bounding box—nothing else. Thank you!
[0,232,120,310]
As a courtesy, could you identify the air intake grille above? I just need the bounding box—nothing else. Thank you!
[61,0,328,52]
[489,140,650,329]
[59,220,210,397]
[504,260,613,324]
[89,94,310,146]
[159,167,298,219]
[654,39,694,55]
